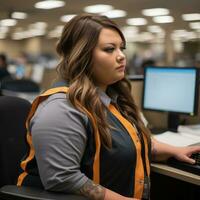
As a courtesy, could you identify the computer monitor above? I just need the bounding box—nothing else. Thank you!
[142,66,199,131]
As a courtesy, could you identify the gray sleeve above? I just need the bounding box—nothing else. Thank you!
[30,93,89,192]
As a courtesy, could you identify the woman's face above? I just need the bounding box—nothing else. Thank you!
[91,28,126,91]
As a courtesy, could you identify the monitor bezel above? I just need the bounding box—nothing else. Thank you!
[142,66,199,116]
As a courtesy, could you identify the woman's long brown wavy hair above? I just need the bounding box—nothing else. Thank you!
[56,14,151,148]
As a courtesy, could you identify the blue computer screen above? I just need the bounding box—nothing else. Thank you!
[143,67,198,115]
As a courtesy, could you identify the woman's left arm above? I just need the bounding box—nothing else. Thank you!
[151,138,200,164]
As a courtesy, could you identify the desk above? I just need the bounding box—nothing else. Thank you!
[150,163,200,200]
[151,163,200,186]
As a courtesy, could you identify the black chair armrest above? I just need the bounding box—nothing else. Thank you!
[0,185,89,200]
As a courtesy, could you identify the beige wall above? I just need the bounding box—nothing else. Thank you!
[40,38,57,56]
[0,37,57,58]
[0,39,25,57]
[24,38,41,54]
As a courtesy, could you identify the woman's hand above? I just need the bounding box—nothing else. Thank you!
[172,145,200,164]
[151,138,200,163]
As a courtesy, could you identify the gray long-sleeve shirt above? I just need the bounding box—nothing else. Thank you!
[30,91,111,192]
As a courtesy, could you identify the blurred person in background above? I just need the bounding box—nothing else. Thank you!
[0,53,10,80]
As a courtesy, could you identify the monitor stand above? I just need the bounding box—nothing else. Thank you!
[168,113,180,132]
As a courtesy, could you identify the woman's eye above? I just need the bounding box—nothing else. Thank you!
[104,47,115,53]
[120,47,126,51]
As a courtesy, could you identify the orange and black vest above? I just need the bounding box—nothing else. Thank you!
[17,86,151,199]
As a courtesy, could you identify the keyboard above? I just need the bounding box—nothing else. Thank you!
[167,153,200,176]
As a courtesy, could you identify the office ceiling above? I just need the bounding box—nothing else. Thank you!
[0,0,200,40]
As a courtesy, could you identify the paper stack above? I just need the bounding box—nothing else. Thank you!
[177,124,200,137]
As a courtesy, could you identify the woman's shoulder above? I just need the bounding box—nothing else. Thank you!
[31,92,88,126]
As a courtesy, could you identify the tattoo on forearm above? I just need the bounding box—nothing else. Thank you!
[78,179,105,200]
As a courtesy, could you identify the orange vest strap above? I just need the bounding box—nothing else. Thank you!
[18,87,69,184]
[108,104,150,199]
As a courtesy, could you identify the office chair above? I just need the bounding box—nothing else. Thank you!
[0,76,40,93]
[0,96,88,200]
[0,76,40,102]
[0,96,31,187]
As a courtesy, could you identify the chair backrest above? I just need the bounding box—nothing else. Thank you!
[0,96,31,187]
[1,77,40,93]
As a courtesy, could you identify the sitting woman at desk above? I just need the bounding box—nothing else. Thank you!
[17,14,200,200]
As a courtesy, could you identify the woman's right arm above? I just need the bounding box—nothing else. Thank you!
[77,179,139,200]
[31,94,138,200]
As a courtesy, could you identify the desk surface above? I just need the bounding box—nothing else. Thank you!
[151,163,200,186]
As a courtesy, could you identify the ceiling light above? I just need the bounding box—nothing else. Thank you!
[182,13,200,21]
[48,25,64,38]
[83,4,113,13]
[153,16,174,23]
[29,29,46,36]
[0,19,17,26]
[29,22,47,29]
[173,30,188,37]
[12,29,46,40]
[102,10,127,18]
[185,32,197,40]
[60,14,76,22]
[139,32,154,41]
[171,31,197,41]
[0,26,9,33]
[142,8,169,16]
[35,0,65,9]
[189,22,200,29]
[125,32,154,42]
[147,25,163,33]
[55,25,64,31]
[11,12,27,19]
[122,26,139,40]
[122,26,139,34]
[126,18,147,26]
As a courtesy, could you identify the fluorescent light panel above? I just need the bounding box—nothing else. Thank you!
[126,18,147,26]
[12,29,46,40]
[0,19,17,26]
[122,26,139,33]
[12,12,27,19]
[0,26,9,33]
[147,25,163,33]
[189,22,200,29]
[182,13,200,21]
[83,4,113,13]
[153,16,174,23]
[142,8,169,16]
[35,0,65,9]
[29,22,47,29]
[60,14,76,22]
[102,10,127,18]
[171,31,198,41]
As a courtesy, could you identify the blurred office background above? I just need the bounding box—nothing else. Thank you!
[0,0,200,127]
[0,0,200,80]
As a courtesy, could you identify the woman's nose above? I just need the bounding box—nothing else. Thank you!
[116,53,125,62]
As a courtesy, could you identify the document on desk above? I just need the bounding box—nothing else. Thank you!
[177,124,200,137]
[152,131,200,147]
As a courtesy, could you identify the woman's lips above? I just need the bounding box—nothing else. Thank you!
[116,65,125,71]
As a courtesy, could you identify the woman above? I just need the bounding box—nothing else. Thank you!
[17,14,200,200]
